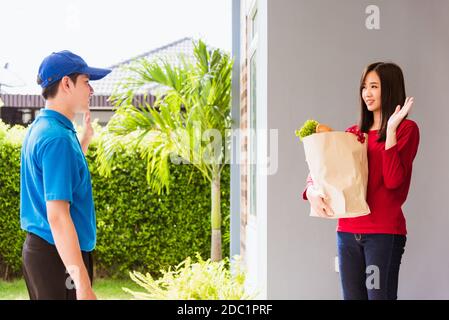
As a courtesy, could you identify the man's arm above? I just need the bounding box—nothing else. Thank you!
[80,111,94,155]
[47,200,96,300]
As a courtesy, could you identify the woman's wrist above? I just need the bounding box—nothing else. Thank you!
[385,127,397,150]
[387,127,397,135]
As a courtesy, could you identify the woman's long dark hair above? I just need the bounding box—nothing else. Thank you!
[359,62,406,142]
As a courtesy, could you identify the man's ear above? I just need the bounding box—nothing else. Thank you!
[59,76,71,93]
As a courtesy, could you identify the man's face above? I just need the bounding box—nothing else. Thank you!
[69,74,94,113]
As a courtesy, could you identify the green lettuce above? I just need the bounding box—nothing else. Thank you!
[295,119,319,141]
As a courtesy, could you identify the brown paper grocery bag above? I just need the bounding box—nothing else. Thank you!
[302,132,370,219]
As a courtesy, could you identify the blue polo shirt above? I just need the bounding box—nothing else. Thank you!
[20,109,96,252]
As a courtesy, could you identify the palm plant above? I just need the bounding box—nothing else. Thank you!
[95,40,233,261]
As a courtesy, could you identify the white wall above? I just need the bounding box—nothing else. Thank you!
[260,0,449,299]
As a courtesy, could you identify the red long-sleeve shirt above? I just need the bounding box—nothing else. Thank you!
[303,119,420,235]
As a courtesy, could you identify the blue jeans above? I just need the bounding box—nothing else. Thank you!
[337,232,406,300]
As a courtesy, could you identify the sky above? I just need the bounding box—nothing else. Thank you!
[0,0,232,94]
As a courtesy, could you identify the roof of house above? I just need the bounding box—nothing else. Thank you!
[91,37,196,95]
[0,93,154,109]
[0,94,44,108]
[1,38,198,109]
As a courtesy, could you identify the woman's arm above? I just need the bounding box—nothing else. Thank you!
[386,97,414,150]
[302,173,334,217]
[302,173,314,200]
[383,97,419,189]
[383,123,420,189]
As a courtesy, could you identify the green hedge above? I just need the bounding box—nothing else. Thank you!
[0,122,230,280]
[0,135,24,279]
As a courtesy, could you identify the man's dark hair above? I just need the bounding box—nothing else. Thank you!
[36,73,81,100]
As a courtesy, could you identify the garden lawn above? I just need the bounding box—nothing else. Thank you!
[0,277,142,300]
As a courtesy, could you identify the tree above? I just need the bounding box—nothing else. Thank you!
[96,40,233,261]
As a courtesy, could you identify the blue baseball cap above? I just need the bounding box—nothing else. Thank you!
[38,50,112,88]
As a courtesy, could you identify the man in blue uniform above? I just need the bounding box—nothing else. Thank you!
[20,50,111,300]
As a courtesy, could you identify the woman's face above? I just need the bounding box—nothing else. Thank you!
[362,71,381,112]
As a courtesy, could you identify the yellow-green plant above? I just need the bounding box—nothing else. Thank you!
[122,254,252,300]
[0,121,26,145]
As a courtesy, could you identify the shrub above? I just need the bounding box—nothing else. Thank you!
[0,123,26,279]
[123,254,251,300]
[88,143,231,278]
[0,121,230,279]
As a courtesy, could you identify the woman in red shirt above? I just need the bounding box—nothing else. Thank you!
[304,62,420,300]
